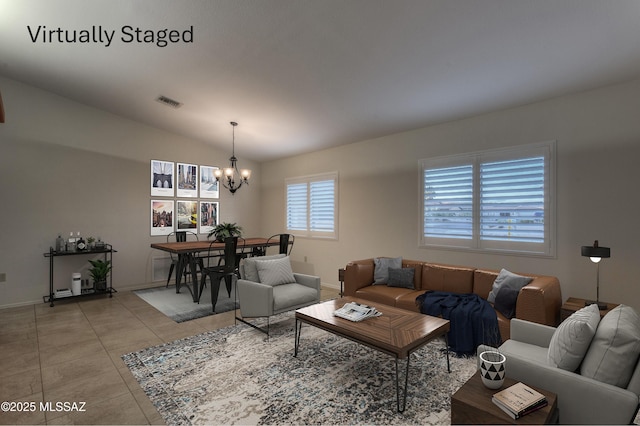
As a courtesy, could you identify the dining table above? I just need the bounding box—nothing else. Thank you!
[150,237,284,303]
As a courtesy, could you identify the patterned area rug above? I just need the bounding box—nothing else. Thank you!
[123,313,477,425]
[134,280,238,322]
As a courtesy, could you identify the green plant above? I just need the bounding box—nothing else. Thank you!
[208,222,243,241]
[88,259,112,283]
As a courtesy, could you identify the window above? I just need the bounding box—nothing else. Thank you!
[421,141,555,256]
[286,172,338,239]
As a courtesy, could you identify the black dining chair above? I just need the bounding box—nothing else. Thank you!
[166,230,201,288]
[265,233,295,256]
[199,236,238,312]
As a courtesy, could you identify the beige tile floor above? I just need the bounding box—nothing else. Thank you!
[0,286,340,425]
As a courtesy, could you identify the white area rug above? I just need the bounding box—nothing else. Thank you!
[122,313,477,425]
[134,280,238,322]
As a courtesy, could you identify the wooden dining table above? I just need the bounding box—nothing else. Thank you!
[150,237,283,303]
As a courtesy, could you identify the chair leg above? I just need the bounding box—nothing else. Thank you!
[210,274,221,313]
[224,275,233,297]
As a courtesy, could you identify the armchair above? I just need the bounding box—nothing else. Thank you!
[478,317,640,424]
[236,254,320,336]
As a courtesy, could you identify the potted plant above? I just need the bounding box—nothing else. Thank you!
[88,259,112,291]
[208,222,243,241]
[86,236,96,250]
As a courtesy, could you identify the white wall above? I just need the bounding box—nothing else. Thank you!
[0,76,261,308]
[260,79,640,310]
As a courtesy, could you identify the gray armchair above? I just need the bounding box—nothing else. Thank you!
[478,317,640,424]
[236,254,320,336]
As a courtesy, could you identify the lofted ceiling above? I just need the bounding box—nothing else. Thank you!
[1,0,640,161]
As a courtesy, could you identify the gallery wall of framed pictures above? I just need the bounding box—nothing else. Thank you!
[150,159,220,236]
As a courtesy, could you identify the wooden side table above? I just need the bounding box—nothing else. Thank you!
[451,372,558,424]
[561,297,618,321]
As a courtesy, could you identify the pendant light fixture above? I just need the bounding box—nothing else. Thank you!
[214,121,251,194]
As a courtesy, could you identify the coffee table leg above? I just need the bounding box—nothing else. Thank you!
[395,356,410,413]
[445,334,451,373]
[294,318,302,357]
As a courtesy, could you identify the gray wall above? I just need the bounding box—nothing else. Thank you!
[260,79,640,310]
[0,76,261,307]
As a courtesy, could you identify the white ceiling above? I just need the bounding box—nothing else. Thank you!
[1,0,640,161]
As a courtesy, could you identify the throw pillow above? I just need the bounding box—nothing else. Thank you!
[487,269,533,304]
[241,253,286,282]
[373,257,402,285]
[494,286,519,319]
[580,305,640,388]
[254,256,296,286]
[547,303,600,371]
[387,267,415,289]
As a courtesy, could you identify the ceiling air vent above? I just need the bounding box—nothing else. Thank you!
[156,95,183,109]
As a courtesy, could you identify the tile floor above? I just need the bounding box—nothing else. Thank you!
[0,286,340,425]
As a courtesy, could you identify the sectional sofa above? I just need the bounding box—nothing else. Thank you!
[343,257,562,341]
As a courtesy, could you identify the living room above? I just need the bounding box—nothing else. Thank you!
[2,0,640,424]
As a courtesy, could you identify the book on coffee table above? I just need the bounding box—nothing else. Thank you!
[333,302,382,322]
[492,382,547,419]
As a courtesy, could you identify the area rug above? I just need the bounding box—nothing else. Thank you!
[134,280,238,322]
[122,313,477,425]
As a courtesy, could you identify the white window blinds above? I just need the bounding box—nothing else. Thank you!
[286,172,338,239]
[421,141,555,256]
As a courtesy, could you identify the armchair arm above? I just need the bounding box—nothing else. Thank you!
[509,318,556,347]
[237,279,274,317]
[293,273,321,291]
[503,351,639,424]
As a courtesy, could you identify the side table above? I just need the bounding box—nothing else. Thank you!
[451,372,558,424]
[561,297,618,321]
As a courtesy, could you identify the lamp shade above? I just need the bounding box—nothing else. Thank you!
[581,240,610,258]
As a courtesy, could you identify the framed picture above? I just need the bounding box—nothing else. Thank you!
[200,165,220,198]
[177,162,198,198]
[151,200,174,236]
[199,201,219,235]
[151,160,174,197]
[177,200,198,231]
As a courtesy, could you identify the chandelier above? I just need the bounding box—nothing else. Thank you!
[214,121,251,194]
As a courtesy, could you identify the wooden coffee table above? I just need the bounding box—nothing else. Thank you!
[294,296,451,412]
[451,372,558,424]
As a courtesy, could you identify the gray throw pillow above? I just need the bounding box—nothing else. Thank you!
[241,253,286,282]
[494,286,519,319]
[580,305,640,387]
[373,257,402,285]
[387,267,415,289]
[548,303,600,371]
[254,256,296,286]
[487,269,533,303]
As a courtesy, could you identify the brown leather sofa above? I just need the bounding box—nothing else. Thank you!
[343,258,562,342]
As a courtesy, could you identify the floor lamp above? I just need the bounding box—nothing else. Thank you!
[581,240,610,310]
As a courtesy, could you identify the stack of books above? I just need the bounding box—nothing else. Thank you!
[492,382,548,419]
[333,302,382,322]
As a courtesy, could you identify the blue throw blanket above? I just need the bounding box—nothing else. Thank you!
[416,291,501,356]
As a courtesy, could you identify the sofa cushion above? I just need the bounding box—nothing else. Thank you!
[272,283,318,312]
[548,303,600,371]
[387,267,415,289]
[487,269,533,304]
[373,257,402,284]
[580,305,640,388]
[494,286,519,319]
[422,264,474,294]
[241,253,286,282]
[254,256,295,286]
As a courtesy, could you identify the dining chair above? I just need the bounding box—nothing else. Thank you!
[166,230,201,288]
[265,233,295,256]
[199,236,238,312]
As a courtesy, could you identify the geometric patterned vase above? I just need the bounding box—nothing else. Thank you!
[479,350,506,389]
